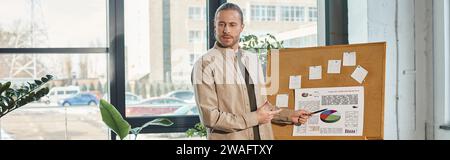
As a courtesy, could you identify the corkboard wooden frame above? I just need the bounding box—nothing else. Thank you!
[268,42,386,140]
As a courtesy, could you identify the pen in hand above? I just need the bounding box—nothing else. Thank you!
[295,108,328,126]
[307,108,328,116]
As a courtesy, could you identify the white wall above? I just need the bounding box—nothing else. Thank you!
[348,0,434,139]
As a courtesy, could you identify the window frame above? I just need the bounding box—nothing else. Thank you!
[109,0,194,138]
[324,0,348,45]
[434,0,450,132]
[109,0,212,139]
[447,0,450,125]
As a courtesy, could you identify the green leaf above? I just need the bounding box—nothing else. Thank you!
[0,96,14,110]
[186,128,196,137]
[142,118,173,128]
[131,118,173,134]
[34,80,42,85]
[99,99,130,140]
[46,75,53,80]
[0,96,8,109]
[130,118,173,140]
[27,82,33,89]
[41,77,49,83]
[7,97,15,110]
[18,89,27,95]
[186,122,207,138]
[0,82,11,95]
[36,87,49,97]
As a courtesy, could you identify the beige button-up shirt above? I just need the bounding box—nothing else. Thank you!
[192,42,294,140]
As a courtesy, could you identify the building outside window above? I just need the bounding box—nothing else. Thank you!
[309,7,318,22]
[188,30,201,44]
[251,5,276,21]
[188,6,202,20]
[281,6,304,22]
[233,0,318,49]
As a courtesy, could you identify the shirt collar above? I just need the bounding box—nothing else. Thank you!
[213,41,242,58]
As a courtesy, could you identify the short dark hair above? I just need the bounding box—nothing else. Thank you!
[215,3,244,24]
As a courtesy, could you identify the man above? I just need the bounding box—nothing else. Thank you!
[192,3,311,140]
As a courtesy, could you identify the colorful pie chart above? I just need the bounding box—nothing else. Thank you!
[320,110,341,123]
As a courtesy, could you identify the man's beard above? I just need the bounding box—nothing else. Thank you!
[216,34,239,48]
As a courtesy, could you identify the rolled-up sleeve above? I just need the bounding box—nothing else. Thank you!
[272,109,295,125]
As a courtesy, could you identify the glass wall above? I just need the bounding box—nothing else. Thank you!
[0,0,109,140]
[124,0,206,118]
[229,0,318,48]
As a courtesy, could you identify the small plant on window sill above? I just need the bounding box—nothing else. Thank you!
[0,75,53,119]
[186,122,207,138]
[99,99,174,140]
[240,33,284,65]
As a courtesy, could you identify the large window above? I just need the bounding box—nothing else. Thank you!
[0,0,109,140]
[0,54,108,140]
[231,0,319,48]
[122,0,206,139]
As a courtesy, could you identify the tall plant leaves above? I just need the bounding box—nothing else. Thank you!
[99,99,131,140]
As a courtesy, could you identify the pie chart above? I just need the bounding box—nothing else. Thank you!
[320,110,341,123]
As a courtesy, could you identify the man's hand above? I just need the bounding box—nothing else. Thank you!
[291,110,311,125]
[256,101,282,124]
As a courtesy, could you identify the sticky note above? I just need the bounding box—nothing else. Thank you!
[327,60,342,74]
[351,65,368,84]
[289,75,302,89]
[309,66,322,80]
[276,94,289,108]
[343,52,356,66]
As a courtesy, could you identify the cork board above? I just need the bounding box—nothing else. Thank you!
[267,42,386,140]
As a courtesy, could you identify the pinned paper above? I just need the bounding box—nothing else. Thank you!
[289,75,302,89]
[327,60,342,74]
[343,52,356,66]
[276,94,289,108]
[351,65,368,84]
[309,66,322,80]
